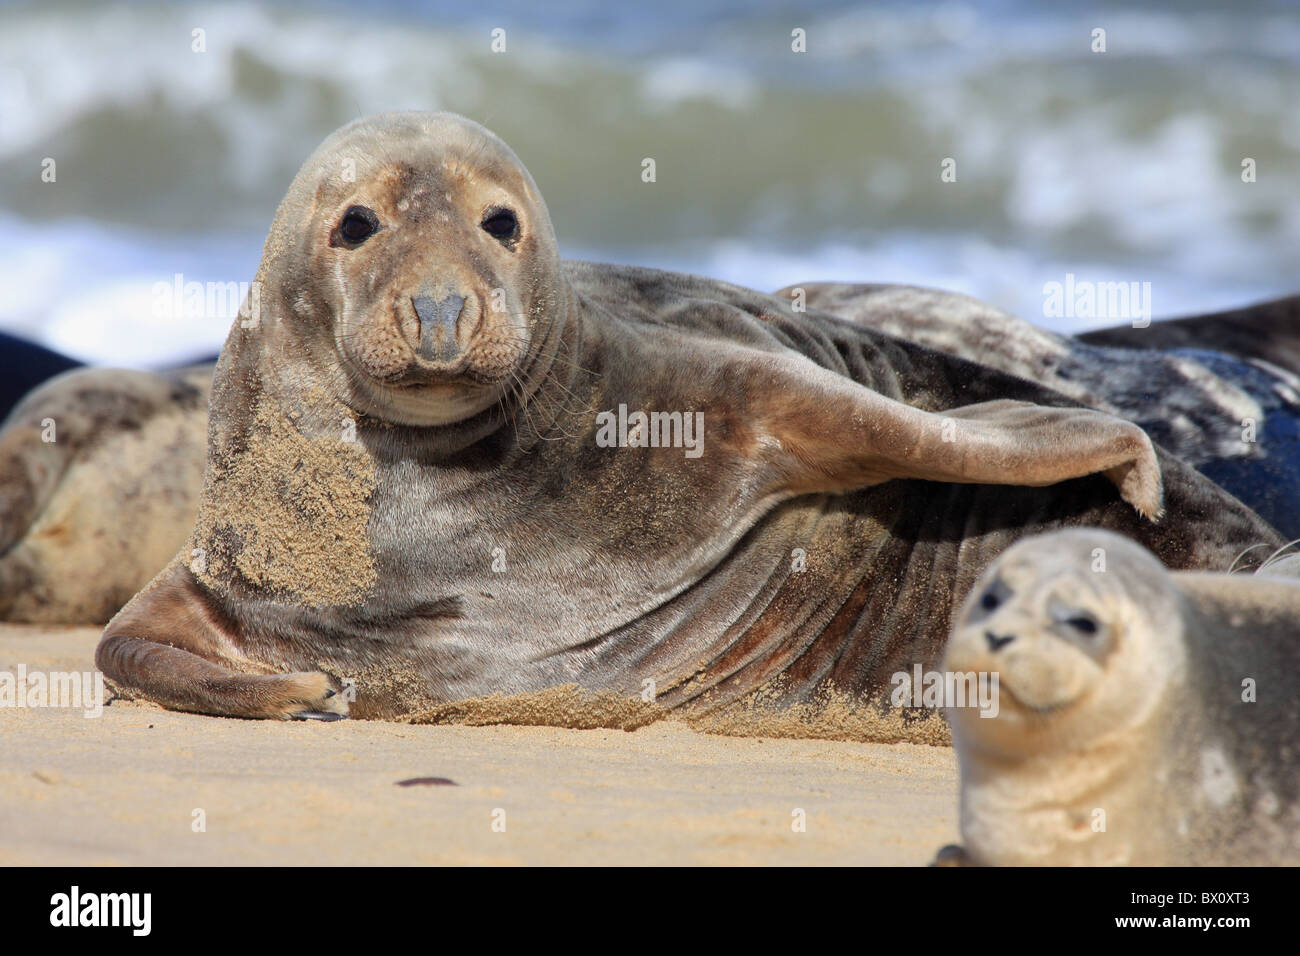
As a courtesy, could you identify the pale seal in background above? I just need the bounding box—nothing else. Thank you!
[0,366,209,623]
[90,111,1283,724]
[938,528,1300,866]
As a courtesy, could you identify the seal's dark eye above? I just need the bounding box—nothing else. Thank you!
[978,578,1011,614]
[1050,601,1102,639]
[338,206,378,245]
[481,208,519,242]
[1066,614,1099,636]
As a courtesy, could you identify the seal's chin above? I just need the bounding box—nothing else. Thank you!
[994,679,1076,717]
[352,377,504,427]
[345,357,515,427]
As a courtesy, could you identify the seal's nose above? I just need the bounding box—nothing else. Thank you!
[985,631,1015,652]
[412,294,466,364]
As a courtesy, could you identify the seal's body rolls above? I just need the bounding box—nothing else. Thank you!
[941,529,1300,866]
[0,366,210,623]
[97,112,1280,722]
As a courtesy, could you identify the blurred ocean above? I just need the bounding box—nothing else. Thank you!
[1,0,1297,367]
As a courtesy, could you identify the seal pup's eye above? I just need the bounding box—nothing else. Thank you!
[1049,602,1102,638]
[974,577,1012,617]
[1065,613,1100,636]
[336,206,379,245]
[481,208,519,243]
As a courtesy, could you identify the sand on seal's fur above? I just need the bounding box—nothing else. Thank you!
[395,677,951,745]
[192,393,377,607]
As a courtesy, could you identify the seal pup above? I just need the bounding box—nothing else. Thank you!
[938,528,1300,866]
[96,112,1280,722]
[0,366,210,623]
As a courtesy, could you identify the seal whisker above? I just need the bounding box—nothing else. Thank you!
[1227,541,1276,574]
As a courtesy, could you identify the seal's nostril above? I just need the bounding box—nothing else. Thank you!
[412,294,466,364]
[985,631,1015,652]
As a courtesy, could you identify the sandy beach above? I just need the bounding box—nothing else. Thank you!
[0,624,958,866]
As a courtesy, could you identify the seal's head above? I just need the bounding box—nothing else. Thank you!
[256,111,563,426]
[943,528,1186,757]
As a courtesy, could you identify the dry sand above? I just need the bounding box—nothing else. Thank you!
[0,623,958,865]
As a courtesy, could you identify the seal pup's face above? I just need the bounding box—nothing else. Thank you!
[267,111,562,426]
[943,529,1185,757]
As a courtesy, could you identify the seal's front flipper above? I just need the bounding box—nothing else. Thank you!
[96,563,349,720]
[750,356,1163,520]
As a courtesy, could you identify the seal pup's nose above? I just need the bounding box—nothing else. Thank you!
[412,294,466,364]
[985,631,1015,652]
